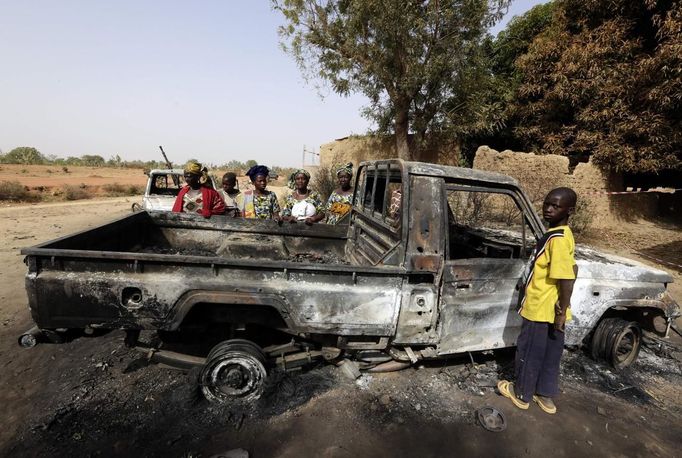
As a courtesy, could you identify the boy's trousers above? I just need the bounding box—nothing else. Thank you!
[514,317,564,401]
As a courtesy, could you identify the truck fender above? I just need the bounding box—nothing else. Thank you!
[585,293,680,342]
[165,290,292,330]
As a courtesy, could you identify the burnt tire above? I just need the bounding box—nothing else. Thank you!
[200,339,267,404]
[590,318,641,370]
[131,202,143,212]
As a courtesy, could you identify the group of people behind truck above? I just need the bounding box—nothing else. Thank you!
[172,160,354,225]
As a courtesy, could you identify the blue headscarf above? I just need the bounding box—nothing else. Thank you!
[246,165,270,181]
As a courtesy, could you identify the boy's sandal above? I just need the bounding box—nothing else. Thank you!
[533,395,557,414]
[497,380,529,410]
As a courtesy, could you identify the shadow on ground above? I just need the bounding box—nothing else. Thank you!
[639,239,682,273]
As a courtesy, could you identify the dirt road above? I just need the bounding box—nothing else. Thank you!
[1,200,681,457]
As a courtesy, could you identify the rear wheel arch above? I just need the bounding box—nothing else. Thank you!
[166,290,292,330]
[597,305,669,335]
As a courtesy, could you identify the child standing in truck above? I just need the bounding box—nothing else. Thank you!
[219,172,243,217]
[498,187,578,415]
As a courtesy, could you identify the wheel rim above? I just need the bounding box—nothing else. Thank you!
[611,324,641,370]
[201,349,267,403]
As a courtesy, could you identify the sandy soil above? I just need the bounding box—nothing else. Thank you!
[0,200,681,457]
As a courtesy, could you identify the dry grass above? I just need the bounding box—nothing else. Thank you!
[101,183,144,197]
[311,163,338,202]
[62,184,89,201]
[0,181,31,201]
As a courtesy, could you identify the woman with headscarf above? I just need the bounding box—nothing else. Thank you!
[281,169,325,224]
[325,162,353,225]
[240,165,281,219]
[172,161,226,217]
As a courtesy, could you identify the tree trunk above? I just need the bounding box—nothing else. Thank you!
[394,107,411,161]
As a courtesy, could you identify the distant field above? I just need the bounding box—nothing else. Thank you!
[0,164,148,202]
[0,164,147,187]
[0,164,288,203]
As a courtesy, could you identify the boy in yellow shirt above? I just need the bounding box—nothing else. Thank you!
[498,187,578,414]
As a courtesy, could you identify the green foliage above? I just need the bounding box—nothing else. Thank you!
[107,155,123,167]
[224,160,244,170]
[457,3,555,159]
[0,181,31,201]
[218,159,262,175]
[80,155,106,167]
[270,166,297,180]
[0,147,45,165]
[508,0,682,173]
[491,2,555,77]
[274,0,510,159]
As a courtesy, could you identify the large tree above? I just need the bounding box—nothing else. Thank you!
[274,0,509,160]
[0,147,45,165]
[509,0,682,173]
[458,2,555,158]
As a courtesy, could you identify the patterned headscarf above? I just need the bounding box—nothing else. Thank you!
[183,161,209,184]
[287,169,311,189]
[245,165,270,181]
[336,162,353,177]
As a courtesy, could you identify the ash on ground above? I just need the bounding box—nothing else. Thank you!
[289,252,348,264]
[141,246,218,257]
[6,332,682,457]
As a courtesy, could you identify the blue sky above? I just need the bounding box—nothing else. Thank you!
[0,1,544,167]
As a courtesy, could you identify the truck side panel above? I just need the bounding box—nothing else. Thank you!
[25,257,403,337]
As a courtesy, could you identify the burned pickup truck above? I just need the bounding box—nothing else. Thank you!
[20,160,680,403]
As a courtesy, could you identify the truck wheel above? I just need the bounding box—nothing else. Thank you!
[590,318,641,370]
[131,203,142,212]
[200,339,267,404]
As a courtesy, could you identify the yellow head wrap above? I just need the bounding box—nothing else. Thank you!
[184,161,209,184]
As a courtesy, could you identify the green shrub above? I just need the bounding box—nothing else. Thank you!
[0,181,30,201]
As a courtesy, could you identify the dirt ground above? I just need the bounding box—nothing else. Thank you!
[0,164,148,190]
[1,200,681,457]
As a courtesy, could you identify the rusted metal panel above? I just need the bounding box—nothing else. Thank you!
[26,254,404,337]
[152,211,349,239]
[392,285,439,344]
[405,176,445,273]
[438,259,525,354]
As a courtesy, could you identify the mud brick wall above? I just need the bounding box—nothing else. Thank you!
[319,135,461,170]
[473,146,657,228]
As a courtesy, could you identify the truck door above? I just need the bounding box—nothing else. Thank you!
[437,184,539,355]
